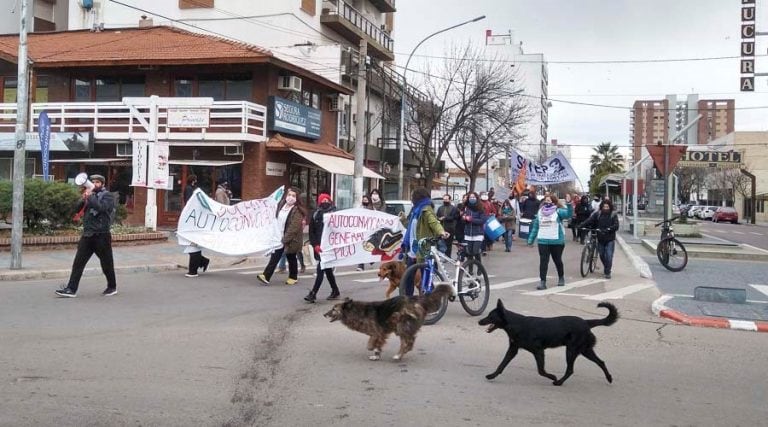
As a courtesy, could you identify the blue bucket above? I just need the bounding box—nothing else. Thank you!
[484,216,505,240]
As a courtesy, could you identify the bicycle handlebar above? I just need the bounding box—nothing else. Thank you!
[654,216,680,227]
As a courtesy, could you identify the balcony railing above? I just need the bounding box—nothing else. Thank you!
[322,0,394,60]
[0,101,267,143]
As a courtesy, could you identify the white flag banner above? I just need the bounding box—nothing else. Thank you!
[176,187,285,256]
[131,139,147,187]
[510,149,579,185]
[319,208,404,269]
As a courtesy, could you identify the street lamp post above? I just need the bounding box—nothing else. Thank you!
[397,15,486,200]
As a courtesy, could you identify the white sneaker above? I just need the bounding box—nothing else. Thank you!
[185,273,199,278]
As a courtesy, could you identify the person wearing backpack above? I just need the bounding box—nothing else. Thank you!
[577,199,620,279]
[55,174,118,298]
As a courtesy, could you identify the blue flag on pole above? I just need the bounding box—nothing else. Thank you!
[39,111,51,181]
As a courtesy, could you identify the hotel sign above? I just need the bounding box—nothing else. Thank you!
[678,150,743,169]
[741,0,756,91]
[267,96,322,139]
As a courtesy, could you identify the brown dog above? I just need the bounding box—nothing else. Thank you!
[324,285,452,361]
[378,261,422,299]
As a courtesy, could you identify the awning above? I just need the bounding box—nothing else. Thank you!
[290,149,385,180]
[169,159,242,167]
[49,158,124,163]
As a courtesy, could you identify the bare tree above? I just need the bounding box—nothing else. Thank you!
[404,44,528,191]
[676,166,707,203]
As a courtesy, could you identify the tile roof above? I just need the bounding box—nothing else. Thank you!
[0,26,272,67]
[266,134,354,160]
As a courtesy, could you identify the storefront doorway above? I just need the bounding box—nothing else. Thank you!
[289,164,331,210]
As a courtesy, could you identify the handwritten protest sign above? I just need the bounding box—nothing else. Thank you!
[320,208,404,269]
[176,187,284,255]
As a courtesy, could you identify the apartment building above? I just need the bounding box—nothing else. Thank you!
[64,0,413,206]
[0,0,70,34]
[630,95,735,164]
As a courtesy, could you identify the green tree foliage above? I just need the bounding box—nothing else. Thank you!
[588,142,625,194]
[0,179,80,229]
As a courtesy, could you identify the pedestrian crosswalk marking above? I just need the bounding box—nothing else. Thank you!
[489,277,541,290]
[750,284,768,298]
[584,283,654,300]
[355,277,383,283]
[523,278,606,296]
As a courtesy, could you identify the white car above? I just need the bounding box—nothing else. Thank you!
[687,205,704,218]
[697,206,718,220]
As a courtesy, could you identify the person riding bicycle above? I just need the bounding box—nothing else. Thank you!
[577,199,619,279]
[401,187,450,296]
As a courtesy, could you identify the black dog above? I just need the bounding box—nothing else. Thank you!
[478,299,618,386]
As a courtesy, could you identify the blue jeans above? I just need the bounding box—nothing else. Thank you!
[597,240,615,275]
[503,228,514,251]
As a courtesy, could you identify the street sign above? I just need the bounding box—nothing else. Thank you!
[646,144,687,176]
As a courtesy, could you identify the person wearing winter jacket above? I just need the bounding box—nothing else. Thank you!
[461,191,487,264]
[480,192,497,254]
[304,193,340,302]
[499,198,517,252]
[257,187,306,286]
[520,190,540,220]
[578,199,620,279]
[574,195,593,244]
[527,193,573,290]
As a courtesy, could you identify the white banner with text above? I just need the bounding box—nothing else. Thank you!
[319,208,404,269]
[510,149,579,185]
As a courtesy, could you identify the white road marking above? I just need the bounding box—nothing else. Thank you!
[750,284,768,298]
[489,277,541,290]
[732,231,745,235]
[711,229,727,233]
[749,232,763,236]
[584,284,655,300]
[523,278,606,296]
[355,277,385,283]
[240,269,377,277]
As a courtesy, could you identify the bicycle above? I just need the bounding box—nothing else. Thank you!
[655,216,688,272]
[579,228,600,277]
[398,237,490,325]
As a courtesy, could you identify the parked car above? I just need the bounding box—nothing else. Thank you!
[384,200,412,218]
[696,206,718,220]
[712,207,739,224]
[687,205,704,218]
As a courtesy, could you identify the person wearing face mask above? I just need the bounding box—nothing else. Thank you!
[461,191,487,264]
[526,193,573,290]
[479,192,497,255]
[257,187,306,286]
[304,193,341,302]
[577,199,619,279]
[520,190,540,220]
[369,189,386,212]
[401,187,450,296]
[499,197,517,252]
[574,195,593,244]
[436,194,459,258]
[361,195,372,209]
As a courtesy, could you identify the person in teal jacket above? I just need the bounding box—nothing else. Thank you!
[527,193,573,290]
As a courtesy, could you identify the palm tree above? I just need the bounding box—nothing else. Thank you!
[588,142,625,194]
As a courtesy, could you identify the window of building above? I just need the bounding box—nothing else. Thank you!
[312,92,320,109]
[225,76,251,100]
[174,78,194,97]
[35,76,48,102]
[0,158,36,180]
[179,0,213,8]
[76,76,146,101]
[196,75,252,101]
[2,77,17,103]
[95,77,120,101]
[302,90,311,106]
[300,0,316,16]
[74,78,91,101]
[199,78,225,101]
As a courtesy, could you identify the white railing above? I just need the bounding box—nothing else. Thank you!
[0,101,267,143]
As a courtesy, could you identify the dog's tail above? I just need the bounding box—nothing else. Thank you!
[419,284,452,313]
[586,302,619,328]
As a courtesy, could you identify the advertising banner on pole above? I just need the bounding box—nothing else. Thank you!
[153,140,170,189]
[38,111,51,181]
[131,139,148,187]
[510,150,579,185]
[319,208,404,269]
[176,187,285,256]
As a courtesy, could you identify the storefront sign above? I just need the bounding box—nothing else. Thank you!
[176,187,284,256]
[266,161,286,176]
[678,149,743,169]
[167,108,210,128]
[131,139,148,187]
[320,208,404,269]
[1,131,92,152]
[267,96,322,139]
[741,0,756,91]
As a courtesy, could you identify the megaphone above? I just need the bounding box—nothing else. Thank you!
[75,172,94,191]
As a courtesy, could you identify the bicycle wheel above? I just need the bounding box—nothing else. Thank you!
[589,244,598,273]
[581,245,592,277]
[656,238,688,272]
[398,262,448,325]
[457,259,490,316]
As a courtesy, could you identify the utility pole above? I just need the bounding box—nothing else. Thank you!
[10,0,29,270]
[353,40,367,207]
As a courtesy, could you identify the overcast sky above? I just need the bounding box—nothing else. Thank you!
[394,0,768,189]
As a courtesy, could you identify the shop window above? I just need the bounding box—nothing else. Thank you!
[0,158,35,180]
[75,76,146,101]
[35,76,48,102]
[199,78,225,101]
[184,75,252,101]
[225,77,251,100]
[96,77,120,101]
[174,78,194,97]
[3,77,17,103]
[122,76,146,98]
[74,78,92,101]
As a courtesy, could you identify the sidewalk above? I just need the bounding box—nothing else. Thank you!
[0,236,268,282]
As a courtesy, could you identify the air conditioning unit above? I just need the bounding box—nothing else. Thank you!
[328,95,342,112]
[278,75,302,92]
[224,145,243,156]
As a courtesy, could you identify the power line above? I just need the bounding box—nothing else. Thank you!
[395,51,768,65]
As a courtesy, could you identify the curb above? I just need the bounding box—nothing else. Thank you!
[616,235,653,279]
[0,263,181,282]
[651,295,768,333]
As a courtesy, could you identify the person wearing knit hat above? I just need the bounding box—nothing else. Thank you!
[304,192,340,303]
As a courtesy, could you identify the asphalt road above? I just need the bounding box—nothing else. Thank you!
[697,220,768,250]
[2,241,766,426]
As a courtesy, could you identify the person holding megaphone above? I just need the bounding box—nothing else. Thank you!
[56,173,118,298]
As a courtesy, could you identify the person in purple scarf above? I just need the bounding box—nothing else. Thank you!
[527,193,573,290]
